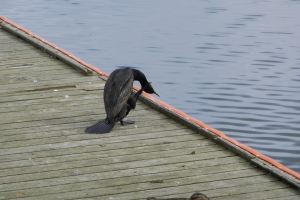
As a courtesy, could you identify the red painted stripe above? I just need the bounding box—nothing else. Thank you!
[1,15,299,180]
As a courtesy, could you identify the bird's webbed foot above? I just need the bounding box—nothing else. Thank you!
[120,120,135,126]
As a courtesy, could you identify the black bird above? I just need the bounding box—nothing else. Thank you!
[85,67,159,134]
[85,83,149,133]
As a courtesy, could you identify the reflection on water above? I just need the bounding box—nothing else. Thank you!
[1,0,300,172]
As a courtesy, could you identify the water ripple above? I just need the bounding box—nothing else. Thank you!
[200,97,242,103]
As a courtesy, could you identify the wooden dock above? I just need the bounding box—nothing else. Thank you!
[1,17,299,200]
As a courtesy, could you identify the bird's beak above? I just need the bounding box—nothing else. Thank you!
[153,90,160,97]
[148,82,160,97]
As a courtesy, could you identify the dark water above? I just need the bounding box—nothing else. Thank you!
[1,0,300,173]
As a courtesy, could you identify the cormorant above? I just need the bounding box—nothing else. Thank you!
[85,67,159,134]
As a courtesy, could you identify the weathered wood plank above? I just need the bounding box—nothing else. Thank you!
[0,115,180,144]
[0,85,102,102]
[0,136,214,170]
[0,121,187,150]
[0,98,101,115]
[0,146,229,186]
[0,60,78,71]
[0,108,163,136]
[0,51,51,61]
[0,89,102,107]
[268,194,300,200]
[0,156,246,195]
[0,90,101,112]
[0,69,89,85]
[0,122,191,155]
[0,105,167,131]
[0,165,256,199]
[0,46,35,53]
[0,58,90,75]
[0,103,157,136]
[0,76,100,93]
[4,176,283,200]
[0,98,150,126]
[211,184,299,200]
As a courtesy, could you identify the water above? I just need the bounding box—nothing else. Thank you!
[1,0,300,173]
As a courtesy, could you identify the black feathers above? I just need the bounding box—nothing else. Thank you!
[84,120,115,134]
[85,67,158,134]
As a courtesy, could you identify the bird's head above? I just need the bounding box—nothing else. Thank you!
[144,82,160,97]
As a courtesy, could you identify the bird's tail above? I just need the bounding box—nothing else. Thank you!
[85,119,115,134]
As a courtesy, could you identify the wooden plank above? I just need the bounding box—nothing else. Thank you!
[0,76,100,93]
[268,194,300,200]
[0,51,51,61]
[0,156,246,194]
[0,84,102,101]
[0,121,187,150]
[0,88,102,106]
[0,112,180,142]
[0,146,229,185]
[0,44,39,51]
[100,181,290,200]
[0,96,141,125]
[211,185,299,200]
[0,98,102,115]
[0,164,256,199]
[0,107,164,132]
[0,102,150,138]
[0,61,78,72]
[0,135,214,170]
[0,155,242,193]
[0,127,193,158]
[3,176,283,200]
[0,69,89,85]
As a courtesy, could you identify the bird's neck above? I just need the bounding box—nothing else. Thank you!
[131,69,148,87]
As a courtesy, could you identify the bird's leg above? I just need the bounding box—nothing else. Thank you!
[120,120,135,126]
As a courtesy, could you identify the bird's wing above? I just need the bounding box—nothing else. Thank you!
[104,68,133,121]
